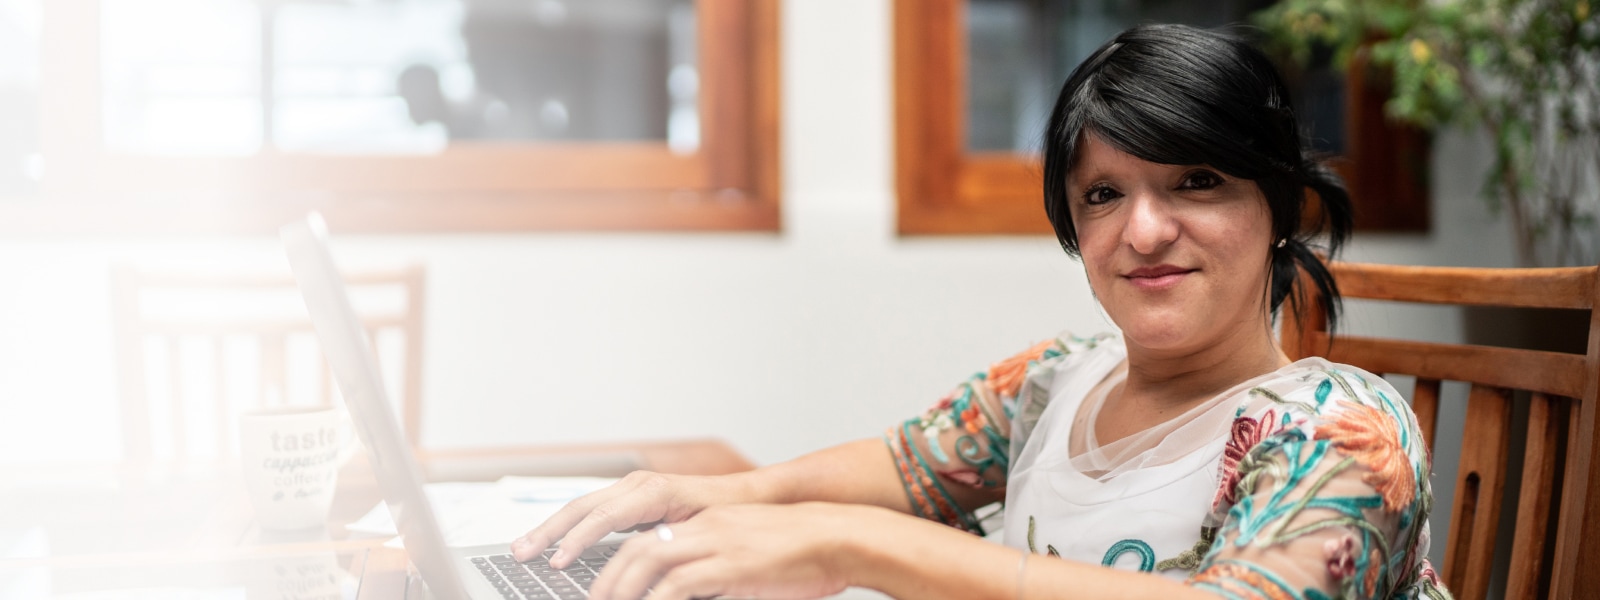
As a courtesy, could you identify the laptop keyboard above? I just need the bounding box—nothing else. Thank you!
[471,544,619,600]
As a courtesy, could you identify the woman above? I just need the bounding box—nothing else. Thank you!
[512,24,1449,600]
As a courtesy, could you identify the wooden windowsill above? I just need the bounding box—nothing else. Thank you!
[0,190,781,235]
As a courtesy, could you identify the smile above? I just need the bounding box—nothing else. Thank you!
[1123,266,1197,290]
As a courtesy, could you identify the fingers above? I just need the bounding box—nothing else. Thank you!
[589,526,713,600]
[512,472,676,566]
[646,560,728,600]
[511,485,613,561]
[587,504,853,600]
[552,499,671,568]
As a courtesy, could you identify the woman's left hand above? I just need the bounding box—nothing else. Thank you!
[586,502,872,600]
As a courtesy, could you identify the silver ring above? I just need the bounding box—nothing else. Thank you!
[656,525,674,542]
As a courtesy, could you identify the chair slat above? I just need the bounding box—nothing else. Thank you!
[1411,378,1440,452]
[1573,304,1600,595]
[1443,384,1513,599]
[138,316,406,337]
[1315,333,1587,399]
[111,267,152,465]
[134,269,418,288]
[1552,373,1600,598]
[261,334,286,406]
[1334,263,1595,309]
[214,337,229,459]
[1506,393,1565,600]
[402,265,426,448]
[167,336,186,461]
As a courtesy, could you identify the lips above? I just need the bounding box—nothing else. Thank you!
[1123,265,1196,290]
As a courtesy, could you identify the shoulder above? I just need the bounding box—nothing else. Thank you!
[1205,361,1444,596]
[1236,360,1423,447]
[1222,359,1433,516]
[985,331,1119,398]
[1005,332,1120,446]
[1013,331,1119,394]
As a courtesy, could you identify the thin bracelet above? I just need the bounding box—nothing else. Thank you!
[1015,551,1029,600]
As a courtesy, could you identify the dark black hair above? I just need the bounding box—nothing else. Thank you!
[1041,23,1352,333]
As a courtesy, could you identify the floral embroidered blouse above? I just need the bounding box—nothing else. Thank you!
[884,332,1452,599]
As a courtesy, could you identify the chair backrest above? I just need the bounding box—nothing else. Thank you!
[110,265,426,466]
[1281,261,1600,599]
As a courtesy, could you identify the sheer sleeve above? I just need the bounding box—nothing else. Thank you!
[1189,369,1452,599]
[881,338,1063,534]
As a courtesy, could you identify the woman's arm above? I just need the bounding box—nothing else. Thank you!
[516,434,1005,566]
[514,339,1057,564]
[589,501,1215,600]
[753,338,1059,515]
[733,437,1004,512]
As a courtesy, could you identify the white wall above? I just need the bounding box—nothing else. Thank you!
[0,0,1514,478]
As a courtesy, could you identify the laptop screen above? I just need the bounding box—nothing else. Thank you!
[283,214,472,600]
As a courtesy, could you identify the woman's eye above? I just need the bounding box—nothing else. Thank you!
[1082,185,1120,205]
[1180,170,1223,190]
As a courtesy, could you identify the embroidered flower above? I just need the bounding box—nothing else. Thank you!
[1418,559,1441,585]
[1189,563,1297,600]
[1324,535,1357,582]
[918,392,959,433]
[919,411,953,433]
[1316,400,1416,512]
[960,402,986,434]
[1212,408,1278,512]
[1363,548,1382,597]
[985,340,1055,399]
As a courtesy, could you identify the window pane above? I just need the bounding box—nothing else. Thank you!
[964,0,1341,154]
[101,0,697,156]
[101,0,262,155]
[0,0,41,195]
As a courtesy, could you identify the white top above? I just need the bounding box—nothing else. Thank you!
[886,331,1446,596]
[1000,332,1433,585]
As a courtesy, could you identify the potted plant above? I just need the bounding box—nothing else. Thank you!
[1254,0,1599,268]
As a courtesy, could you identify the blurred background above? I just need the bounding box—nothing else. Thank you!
[1,0,1583,580]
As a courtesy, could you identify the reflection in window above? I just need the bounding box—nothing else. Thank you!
[0,0,41,195]
[964,0,1343,155]
[102,0,697,156]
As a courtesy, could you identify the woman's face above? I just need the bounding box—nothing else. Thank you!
[1067,134,1275,356]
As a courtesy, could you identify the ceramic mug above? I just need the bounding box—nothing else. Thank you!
[239,405,348,531]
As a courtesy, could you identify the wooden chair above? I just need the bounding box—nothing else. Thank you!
[110,265,426,466]
[1281,261,1600,599]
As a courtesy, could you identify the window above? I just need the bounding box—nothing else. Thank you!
[0,0,41,200]
[894,0,1429,235]
[12,0,779,233]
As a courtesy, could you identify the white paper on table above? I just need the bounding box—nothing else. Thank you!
[350,476,620,549]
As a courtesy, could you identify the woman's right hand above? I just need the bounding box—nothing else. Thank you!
[510,470,752,568]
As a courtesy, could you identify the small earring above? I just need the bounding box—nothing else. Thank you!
[1275,239,1288,248]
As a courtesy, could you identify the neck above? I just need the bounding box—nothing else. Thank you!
[1119,321,1289,414]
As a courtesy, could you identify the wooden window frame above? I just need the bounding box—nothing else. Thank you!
[893,0,1429,236]
[8,0,779,234]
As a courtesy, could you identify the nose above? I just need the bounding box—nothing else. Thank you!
[1123,192,1179,254]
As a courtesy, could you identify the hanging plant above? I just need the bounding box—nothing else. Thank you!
[1254,0,1600,266]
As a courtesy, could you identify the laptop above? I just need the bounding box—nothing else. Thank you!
[283,214,891,600]
[283,214,622,600]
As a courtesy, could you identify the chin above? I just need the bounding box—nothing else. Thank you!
[1115,321,1198,353]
